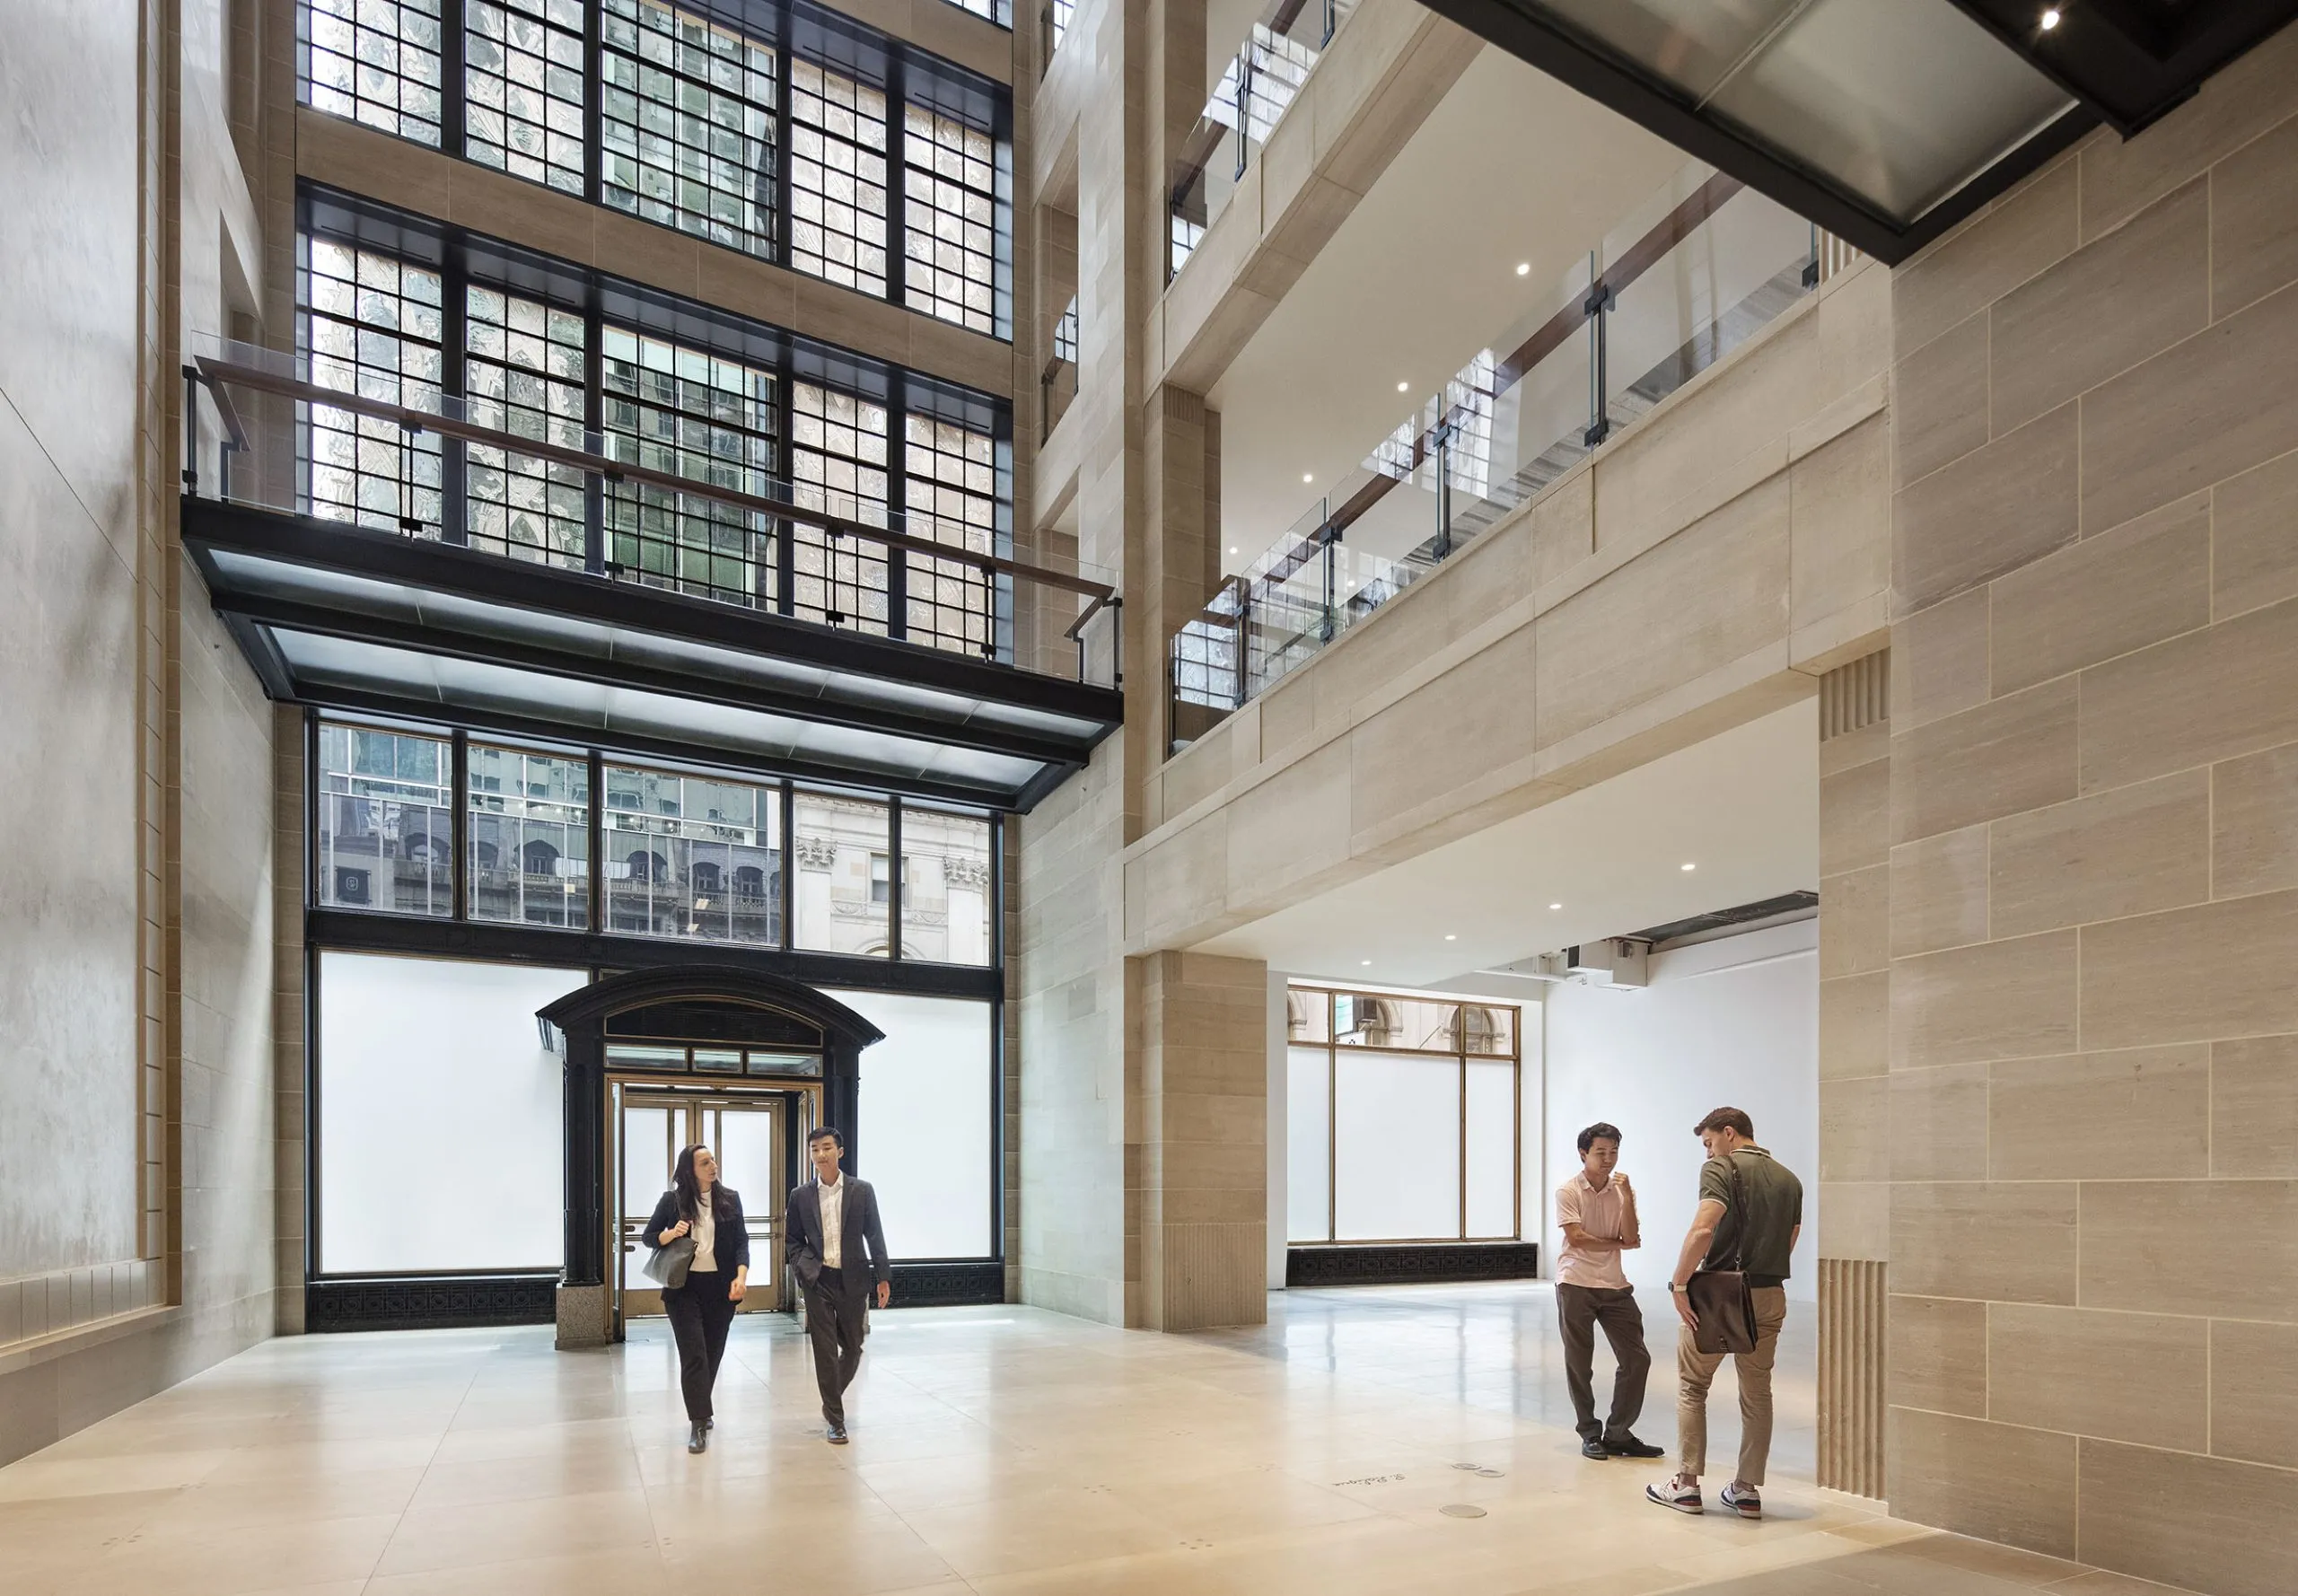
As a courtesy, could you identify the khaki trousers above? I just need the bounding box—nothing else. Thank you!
[1674,1285,1788,1486]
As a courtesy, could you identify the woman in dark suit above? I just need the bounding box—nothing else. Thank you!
[645,1144,750,1453]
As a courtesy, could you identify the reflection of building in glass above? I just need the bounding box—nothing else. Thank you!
[793,791,990,963]
[605,766,784,945]
[469,745,590,928]
[316,724,453,916]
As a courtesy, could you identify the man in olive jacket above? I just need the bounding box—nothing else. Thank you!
[786,1125,891,1443]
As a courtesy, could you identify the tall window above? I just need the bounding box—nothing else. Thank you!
[793,789,890,954]
[316,723,454,916]
[600,0,778,256]
[604,766,783,943]
[300,0,444,145]
[469,744,591,926]
[601,326,781,606]
[900,808,992,965]
[464,285,589,566]
[903,104,998,334]
[465,0,587,192]
[790,381,890,633]
[1286,986,1522,1245]
[299,237,445,533]
[789,59,890,297]
[903,411,998,656]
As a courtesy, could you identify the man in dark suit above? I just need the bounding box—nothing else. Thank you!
[786,1124,891,1444]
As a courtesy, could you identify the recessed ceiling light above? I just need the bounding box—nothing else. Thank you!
[1302,473,1314,483]
[1548,902,1562,910]
[1397,381,1409,392]
[1360,959,1372,967]
[1681,862,1697,871]
[2039,6,2061,29]
[1228,546,1238,555]
[1444,934,1457,942]
[1515,262,1531,276]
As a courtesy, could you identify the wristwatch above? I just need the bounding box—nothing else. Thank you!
[1669,1283,1688,1293]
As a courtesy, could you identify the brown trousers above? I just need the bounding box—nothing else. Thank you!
[1675,1285,1788,1486]
[1555,1283,1651,1443]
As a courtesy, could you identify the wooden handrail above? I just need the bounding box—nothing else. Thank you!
[192,355,1116,605]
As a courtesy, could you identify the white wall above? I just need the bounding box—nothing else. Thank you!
[1541,918,1818,1302]
[1266,971,1289,1287]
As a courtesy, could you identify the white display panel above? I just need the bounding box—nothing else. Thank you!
[1334,1051,1461,1241]
[1464,1060,1517,1238]
[831,988,994,1259]
[1286,1045,1332,1242]
[318,951,585,1273]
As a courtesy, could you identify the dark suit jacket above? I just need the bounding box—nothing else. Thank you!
[785,1176,890,1289]
[641,1187,750,1278]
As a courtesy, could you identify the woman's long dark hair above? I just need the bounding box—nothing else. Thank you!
[672,1144,736,1223]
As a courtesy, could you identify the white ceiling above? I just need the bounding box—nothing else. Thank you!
[1206,45,1687,575]
[1191,700,1820,987]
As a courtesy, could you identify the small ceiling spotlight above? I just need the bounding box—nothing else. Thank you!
[1515,262,1531,276]
[1228,545,1239,555]
[1444,934,1457,942]
[1681,862,1697,872]
[1548,902,1562,910]
[1302,472,1314,483]
[2039,6,2061,30]
[1360,959,1372,967]
[1397,381,1410,392]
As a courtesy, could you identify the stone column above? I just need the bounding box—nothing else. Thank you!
[1133,951,1269,1329]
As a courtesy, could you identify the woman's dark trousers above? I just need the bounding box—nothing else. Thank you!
[664,1269,739,1423]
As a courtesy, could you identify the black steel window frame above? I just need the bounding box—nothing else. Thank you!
[305,706,1003,973]
[295,0,1013,341]
[300,185,1014,652]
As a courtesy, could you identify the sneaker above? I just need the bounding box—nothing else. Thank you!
[1720,1482,1761,1520]
[1645,1478,1702,1514]
[1581,1435,1609,1460]
[1605,1434,1666,1459]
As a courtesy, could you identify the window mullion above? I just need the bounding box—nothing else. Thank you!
[441,250,469,546]
[443,0,468,158]
[583,307,605,574]
[886,54,908,311]
[583,0,602,205]
[774,3,795,274]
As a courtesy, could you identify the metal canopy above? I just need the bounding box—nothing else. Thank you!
[186,497,1122,811]
[1419,0,2298,263]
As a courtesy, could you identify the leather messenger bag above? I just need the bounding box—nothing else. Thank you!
[1686,1153,1760,1355]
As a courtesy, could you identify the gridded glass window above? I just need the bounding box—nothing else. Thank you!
[300,0,444,145]
[901,808,992,965]
[903,411,998,657]
[466,0,587,193]
[603,766,782,944]
[601,0,778,257]
[469,744,591,927]
[789,60,890,297]
[790,381,890,635]
[1053,294,1077,362]
[464,285,589,567]
[601,325,779,607]
[1048,0,1074,50]
[317,723,453,916]
[941,0,1010,23]
[903,104,998,335]
[793,789,889,955]
[300,237,445,532]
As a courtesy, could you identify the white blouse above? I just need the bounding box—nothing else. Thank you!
[690,1197,717,1273]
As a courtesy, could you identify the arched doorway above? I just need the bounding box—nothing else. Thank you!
[538,967,884,1347]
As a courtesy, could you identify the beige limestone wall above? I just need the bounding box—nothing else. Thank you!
[1875,34,2298,1592]
[0,0,282,1463]
[1124,254,1894,958]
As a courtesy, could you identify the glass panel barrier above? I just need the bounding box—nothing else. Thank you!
[181,329,1119,686]
[1167,160,1842,752]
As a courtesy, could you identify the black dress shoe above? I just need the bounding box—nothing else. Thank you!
[1581,1435,1609,1459]
[705,1417,715,1432]
[826,1423,849,1445]
[1606,1434,1666,1459]
[688,1422,707,1454]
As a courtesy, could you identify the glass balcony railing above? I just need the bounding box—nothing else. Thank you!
[1168,0,1355,279]
[180,335,1119,686]
[1168,162,1849,750]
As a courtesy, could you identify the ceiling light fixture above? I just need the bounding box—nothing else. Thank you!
[1228,546,1239,555]
[1360,959,1372,967]
[1444,934,1457,942]
[1515,262,1531,276]
[2039,6,2061,29]
[1548,902,1562,910]
[1397,381,1410,392]
[1302,472,1314,483]
[1681,862,1697,872]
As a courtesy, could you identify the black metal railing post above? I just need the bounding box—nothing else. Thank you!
[1583,279,1615,449]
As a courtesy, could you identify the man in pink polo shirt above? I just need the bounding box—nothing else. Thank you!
[1554,1122,1663,1460]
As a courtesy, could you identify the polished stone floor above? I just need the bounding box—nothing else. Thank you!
[0,1284,2176,1595]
